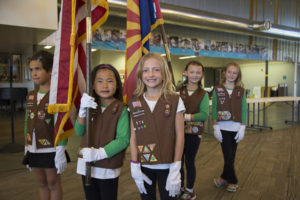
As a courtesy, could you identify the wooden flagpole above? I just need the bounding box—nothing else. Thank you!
[85,0,92,186]
[159,24,175,85]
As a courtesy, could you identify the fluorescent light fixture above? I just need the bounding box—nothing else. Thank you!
[44,45,52,49]
[261,27,300,39]
[91,48,97,52]
[161,54,166,56]
[179,56,196,60]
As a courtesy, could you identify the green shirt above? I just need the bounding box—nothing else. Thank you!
[188,91,209,121]
[74,106,130,158]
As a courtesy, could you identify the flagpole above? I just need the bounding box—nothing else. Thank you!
[159,24,175,85]
[85,0,92,186]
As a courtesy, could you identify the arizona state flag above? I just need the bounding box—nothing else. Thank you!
[123,0,164,101]
[48,0,109,146]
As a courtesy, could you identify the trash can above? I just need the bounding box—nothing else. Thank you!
[271,87,278,97]
[278,83,288,96]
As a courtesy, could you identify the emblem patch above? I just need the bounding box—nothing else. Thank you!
[38,110,46,119]
[132,101,142,108]
[217,111,231,120]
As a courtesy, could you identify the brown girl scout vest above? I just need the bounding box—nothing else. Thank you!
[179,87,206,135]
[128,94,179,165]
[26,90,54,149]
[215,85,244,122]
[80,99,126,169]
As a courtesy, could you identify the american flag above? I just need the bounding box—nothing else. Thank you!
[48,0,109,146]
[123,0,164,102]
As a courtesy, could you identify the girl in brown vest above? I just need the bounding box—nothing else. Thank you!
[128,53,185,200]
[75,64,130,200]
[24,51,68,200]
[177,61,209,200]
[212,62,247,192]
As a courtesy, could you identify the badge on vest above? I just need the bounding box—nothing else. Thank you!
[217,111,231,120]
[38,110,46,119]
[38,139,51,146]
[135,120,146,131]
[30,112,35,119]
[132,101,142,108]
[138,143,158,163]
[164,104,171,117]
[217,88,224,92]
[133,109,145,118]
[28,95,34,100]
[219,97,225,104]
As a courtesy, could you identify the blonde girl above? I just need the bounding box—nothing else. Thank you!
[212,62,247,192]
[128,53,185,200]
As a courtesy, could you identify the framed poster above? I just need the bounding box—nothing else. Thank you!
[0,53,22,82]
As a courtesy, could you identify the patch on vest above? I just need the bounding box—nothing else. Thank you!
[132,101,142,108]
[38,139,51,146]
[219,97,225,104]
[164,104,171,117]
[217,87,224,92]
[138,143,157,163]
[30,112,35,119]
[217,111,231,120]
[133,110,145,118]
[45,119,51,124]
[38,110,46,119]
[28,95,34,100]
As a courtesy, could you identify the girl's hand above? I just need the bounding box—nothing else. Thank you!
[78,93,98,118]
[213,125,222,143]
[81,147,107,162]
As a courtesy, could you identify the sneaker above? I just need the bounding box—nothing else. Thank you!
[214,178,227,188]
[226,184,237,192]
[180,189,196,200]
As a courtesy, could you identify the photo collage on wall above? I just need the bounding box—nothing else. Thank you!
[92,27,268,60]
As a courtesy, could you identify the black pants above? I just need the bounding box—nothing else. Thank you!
[81,176,118,200]
[220,130,238,184]
[180,134,201,189]
[140,167,176,200]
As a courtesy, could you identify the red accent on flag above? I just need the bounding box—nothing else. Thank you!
[48,0,109,146]
[123,0,164,102]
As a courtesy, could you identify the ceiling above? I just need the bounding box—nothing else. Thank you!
[0,24,55,54]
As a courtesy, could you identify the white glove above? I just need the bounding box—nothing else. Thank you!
[165,161,181,197]
[81,147,107,162]
[24,146,32,172]
[235,125,246,143]
[213,125,223,143]
[78,93,98,118]
[55,146,67,174]
[184,114,192,121]
[131,162,152,194]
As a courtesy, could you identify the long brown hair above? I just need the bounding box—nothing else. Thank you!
[222,62,243,87]
[134,52,175,98]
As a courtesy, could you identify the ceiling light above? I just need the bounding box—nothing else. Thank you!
[91,48,97,52]
[44,45,52,49]
[261,27,300,39]
[179,56,196,60]
[161,54,166,56]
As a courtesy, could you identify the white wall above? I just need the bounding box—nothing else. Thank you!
[91,50,296,96]
[240,61,294,96]
[0,0,57,29]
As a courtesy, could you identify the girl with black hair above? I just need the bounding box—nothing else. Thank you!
[74,64,130,200]
[177,61,209,200]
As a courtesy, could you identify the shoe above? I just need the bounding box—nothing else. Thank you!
[180,189,196,200]
[214,178,227,188]
[226,184,237,192]
[176,187,185,199]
